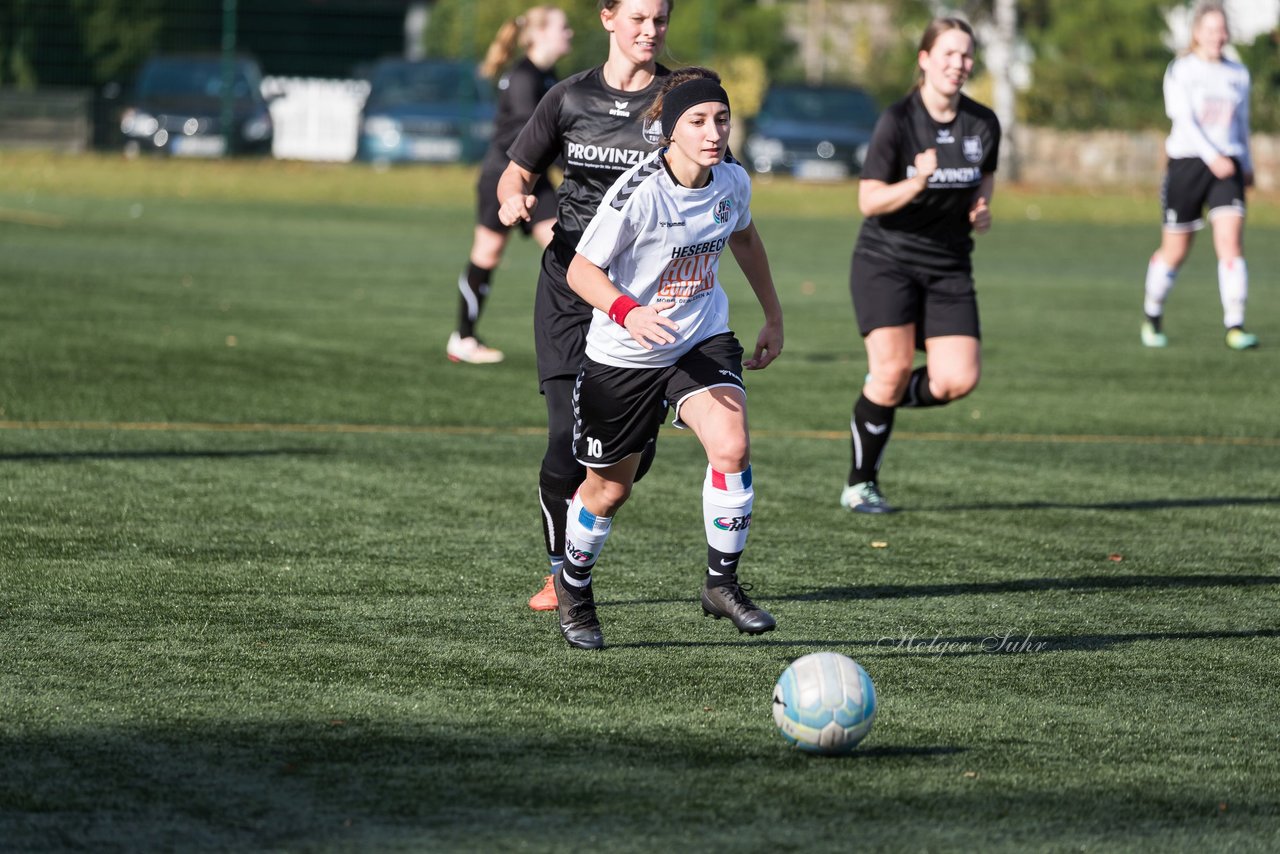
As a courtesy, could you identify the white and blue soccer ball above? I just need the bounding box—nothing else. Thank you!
[772,651,877,755]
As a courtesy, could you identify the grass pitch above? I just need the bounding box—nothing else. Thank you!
[2,153,1279,851]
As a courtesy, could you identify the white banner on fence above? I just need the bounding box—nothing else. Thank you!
[262,76,370,162]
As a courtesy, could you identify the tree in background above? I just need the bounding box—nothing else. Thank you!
[1017,0,1169,130]
[422,0,792,119]
[1236,29,1280,134]
[0,0,163,88]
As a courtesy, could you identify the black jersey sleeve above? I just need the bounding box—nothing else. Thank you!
[506,80,568,175]
[504,63,543,127]
[858,103,905,184]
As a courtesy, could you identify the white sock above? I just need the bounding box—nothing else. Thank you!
[563,493,612,586]
[1218,257,1248,329]
[1143,253,1177,318]
[703,466,754,557]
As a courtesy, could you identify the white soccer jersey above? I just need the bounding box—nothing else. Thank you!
[576,150,753,368]
[1164,53,1252,173]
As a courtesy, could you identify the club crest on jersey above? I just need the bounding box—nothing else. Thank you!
[609,99,631,117]
[713,198,733,224]
[963,135,984,163]
[642,116,662,145]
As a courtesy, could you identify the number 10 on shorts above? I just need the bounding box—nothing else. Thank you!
[585,437,604,458]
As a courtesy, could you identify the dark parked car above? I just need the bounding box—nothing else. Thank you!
[744,84,880,180]
[120,54,274,157]
[356,59,494,164]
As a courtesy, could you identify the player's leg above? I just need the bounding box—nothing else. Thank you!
[556,456,640,650]
[915,335,980,404]
[844,324,912,514]
[529,244,592,610]
[671,337,775,634]
[845,253,916,513]
[530,375,584,611]
[1207,173,1257,349]
[1143,159,1204,347]
[449,225,508,363]
[555,359,663,648]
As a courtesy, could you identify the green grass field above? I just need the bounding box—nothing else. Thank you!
[2,152,1278,852]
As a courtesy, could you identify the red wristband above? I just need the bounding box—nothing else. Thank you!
[608,295,641,326]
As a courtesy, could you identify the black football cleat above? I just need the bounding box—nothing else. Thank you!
[701,577,776,635]
[554,572,605,650]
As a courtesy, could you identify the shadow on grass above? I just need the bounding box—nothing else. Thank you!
[603,574,1280,609]
[783,573,1280,602]
[0,448,329,463]
[608,627,1280,656]
[918,495,1280,512]
[0,722,972,851]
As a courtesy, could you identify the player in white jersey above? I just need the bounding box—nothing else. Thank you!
[550,68,784,650]
[1142,2,1258,351]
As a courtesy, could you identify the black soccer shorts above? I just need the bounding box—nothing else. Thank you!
[850,251,981,343]
[1161,156,1247,233]
[572,333,745,468]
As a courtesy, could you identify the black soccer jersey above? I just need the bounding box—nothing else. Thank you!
[855,90,1000,273]
[507,64,671,248]
[481,57,559,176]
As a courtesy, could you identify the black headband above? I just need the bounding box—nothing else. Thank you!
[660,78,731,140]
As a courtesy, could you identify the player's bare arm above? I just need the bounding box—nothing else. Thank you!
[969,172,996,234]
[858,148,937,217]
[496,161,540,226]
[566,252,678,350]
[728,222,784,370]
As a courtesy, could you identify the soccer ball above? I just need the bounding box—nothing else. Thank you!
[772,652,877,755]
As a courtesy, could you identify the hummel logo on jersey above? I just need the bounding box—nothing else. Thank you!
[658,220,685,228]
[864,421,888,435]
[609,99,631,117]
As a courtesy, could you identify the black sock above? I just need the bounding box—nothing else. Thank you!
[848,393,895,486]
[706,547,742,587]
[457,263,492,339]
[899,366,945,408]
[1146,313,1163,333]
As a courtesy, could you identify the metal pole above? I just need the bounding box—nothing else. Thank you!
[221,0,237,156]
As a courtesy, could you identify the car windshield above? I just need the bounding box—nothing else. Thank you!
[366,62,483,109]
[138,59,260,101]
[760,88,878,125]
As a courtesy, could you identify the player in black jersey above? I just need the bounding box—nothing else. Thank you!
[498,0,675,612]
[447,7,573,365]
[841,17,1000,514]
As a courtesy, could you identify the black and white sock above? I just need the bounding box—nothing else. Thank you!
[848,393,895,486]
[563,492,612,588]
[457,262,493,339]
[899,366,945,408]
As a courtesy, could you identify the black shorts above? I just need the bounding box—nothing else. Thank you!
[476,167,558,234]
[534,236,593,387]
[573,333,746,467]
[850,251,980,343]
[1161,157,1246,232]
